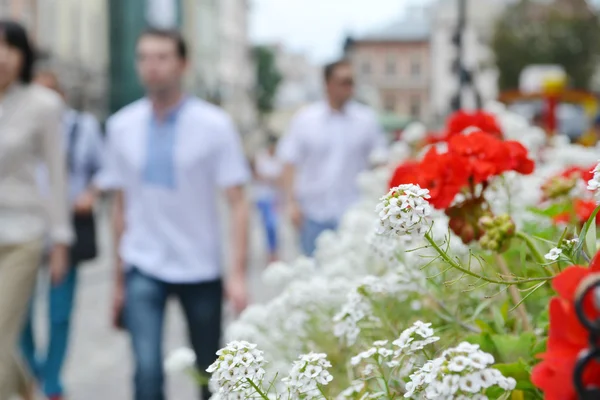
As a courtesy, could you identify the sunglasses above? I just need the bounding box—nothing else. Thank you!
[337,78,355,87]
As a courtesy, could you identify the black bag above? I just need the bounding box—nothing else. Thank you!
[68,114,98,264]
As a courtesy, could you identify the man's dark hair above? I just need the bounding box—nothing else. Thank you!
[0,20,35,83]
[324,59,351,82]
[138,27,188,60]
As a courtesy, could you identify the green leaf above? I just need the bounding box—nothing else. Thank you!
[475,319,496,334]
[586,218,597,256]
[576,205,600,256]
[531,338,547,356]
[471,299,495,321]
[501,301,510,322]
[526,203,571,218]
[492,307,506,333]
[465,332,497,355]
[487,388,511,400]
[491,333,537,363]
[494,361,537,391]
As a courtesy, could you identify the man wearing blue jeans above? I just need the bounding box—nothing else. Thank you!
[20,70,104,400]
[279,60,387,256]
[96,28,250,400]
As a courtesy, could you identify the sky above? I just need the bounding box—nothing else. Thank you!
[249,0,420,63]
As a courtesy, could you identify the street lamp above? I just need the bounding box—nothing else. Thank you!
[451,0,467,111]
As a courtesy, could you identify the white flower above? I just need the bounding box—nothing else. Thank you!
[337,380,366,400]
[164,347,196,374]
[283,352,333,399]
[206,341,266,396]
[393,321,440,355]
[402,122,427,144]
[405,342,514,398]
[375,184,432,238]
[459,374,483,393]
[351,340,394,366]
[588,161,600,193]
[448,356,471,372]
[545,247,562,261]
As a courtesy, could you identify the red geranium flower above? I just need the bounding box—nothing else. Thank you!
[389,161,421,189]
[448,131,510,184]
[446,110,503,140]
[554,199,600,226]
[532,252,600,399]
[560,165,595,183]
[418,147,470,209]
[504,141,535,175]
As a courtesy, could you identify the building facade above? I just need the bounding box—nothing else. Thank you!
[182,0,256,134]
[1,0,109,117]
[430,0,507,123]
[344,7,432,122]
[272,45,321,110]
[218,0,256,133]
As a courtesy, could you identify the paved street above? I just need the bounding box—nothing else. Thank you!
[27,201,297,400]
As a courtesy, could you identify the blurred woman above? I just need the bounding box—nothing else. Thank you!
[253,135,283,263]
[0,20,72,399]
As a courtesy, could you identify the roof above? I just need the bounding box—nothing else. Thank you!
[357,8,431,42]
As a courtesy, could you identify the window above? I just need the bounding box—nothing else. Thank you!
[410,96,421,118]
[384,94,396,112]
[411,59,421,78]
[361,61,371,75]
[386,56,396,76]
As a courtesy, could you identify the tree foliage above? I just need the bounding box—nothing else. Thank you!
[253,46,283,116]
[491,0,600,90]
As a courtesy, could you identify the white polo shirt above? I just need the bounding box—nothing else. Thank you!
[96,97,250,283]
[278,101,387,222]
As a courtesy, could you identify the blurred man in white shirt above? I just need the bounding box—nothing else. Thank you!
[278,59,387,256]
[96,28,250,400]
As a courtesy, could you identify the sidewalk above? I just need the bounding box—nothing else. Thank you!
[28,202,297,399]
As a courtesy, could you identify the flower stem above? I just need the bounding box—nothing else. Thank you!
[246,378,270,400]
[494,254,532,332]
[424,233,552,285]
[515,231,546,265]
[376,360,394,400]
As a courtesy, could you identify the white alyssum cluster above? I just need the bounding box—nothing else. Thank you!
[283,353,334,399]
[405,342,516,399]
[351,340,394,366]
[336,380,367,400]
[206,341,266,396]
[164,347,196,374]
[333,272,426,346]
[544,247,562,261]
[587,161,600,199]
[393,321,440,356]
[376,184,432,238]
[402,122,427,145]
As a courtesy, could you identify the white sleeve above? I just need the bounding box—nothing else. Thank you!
[94,118,125,191]
[215,117,251,188]
[40,96,73,245]
[277,114,304,165]
[367,113,389,162]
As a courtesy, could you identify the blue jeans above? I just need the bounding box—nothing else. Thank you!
[300,218,339,257]
[256,198,278,254]
[20,265,78,397]
[125,268,222,400]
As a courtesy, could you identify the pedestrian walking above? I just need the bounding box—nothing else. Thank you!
[19,70,104,400]
[278,59,387,256]
[0,21,72,400]
[252,135,283,264]
[95,28,250,400]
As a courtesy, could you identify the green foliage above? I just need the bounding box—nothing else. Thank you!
[465,333,544,398]
[491,1,600,90]
[253,46,283,117]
